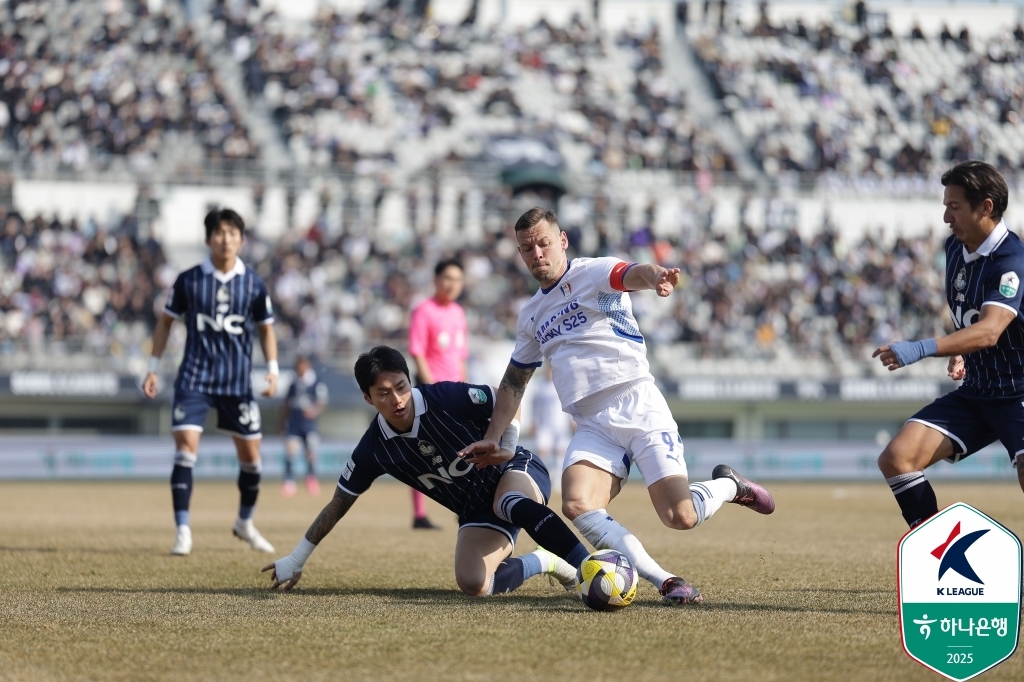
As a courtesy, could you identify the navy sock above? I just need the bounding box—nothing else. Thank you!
[497,494,590,568]
[238,468,260,520]
[887,472,938,527]
[490,558,527,594]
[284,459,294,481]
[170,464,193,527]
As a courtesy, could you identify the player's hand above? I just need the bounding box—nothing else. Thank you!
[262,559,303,591]
[303,407,318,419]
[457,439,500,462]
[465,447,516,470]
[263,372,278,397]
[947,355,966,381]
[142,372,159,399]
[655,268,681,297]
[872,345,901,371]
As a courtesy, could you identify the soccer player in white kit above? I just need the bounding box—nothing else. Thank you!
[460,208,775,604]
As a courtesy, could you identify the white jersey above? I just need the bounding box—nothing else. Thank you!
[511,257,652,409]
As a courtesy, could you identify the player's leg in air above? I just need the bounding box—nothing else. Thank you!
[456,451,589,595]
[411,489,439,530]
[562,383,774,605]
[282,435,302,497]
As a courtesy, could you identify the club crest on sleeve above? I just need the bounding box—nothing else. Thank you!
[954,267,967,291]
[468,388,488,404]
[999,272,1019,298]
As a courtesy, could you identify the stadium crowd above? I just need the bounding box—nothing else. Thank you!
[0,206,169,359]
[227,5,734,173]
[0,0,256,171]
[691,12,1024,177]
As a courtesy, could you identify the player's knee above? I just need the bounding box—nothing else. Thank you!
[561,498,589,521]
[658,504,698,531]
[454,571,488,597]
[878,443,913,476]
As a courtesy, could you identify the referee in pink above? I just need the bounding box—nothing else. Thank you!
[407,259,469,529]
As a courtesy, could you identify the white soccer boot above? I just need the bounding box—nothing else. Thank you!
[232,518,275,553]
[171,525,193,556]
[536,548,577,591]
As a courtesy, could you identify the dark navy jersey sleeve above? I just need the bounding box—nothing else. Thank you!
[336,427,384,496]
[426,382,495,428]
[164,272,189,319]
[252,276,274,325]
[286,381,298,402]
[981,250,1024,315]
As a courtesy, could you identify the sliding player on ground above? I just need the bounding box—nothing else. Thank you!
[263,346,590,596]
[459,208,775,605]
[874,160,1024,526]
[143,208,278,556]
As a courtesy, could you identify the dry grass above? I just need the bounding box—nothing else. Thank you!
[1,479,1022,681]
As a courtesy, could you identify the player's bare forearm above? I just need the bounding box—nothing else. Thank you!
[412,355,434,384]
[622,263,681,296]
[149,314,175,358]
[936,306,1016,356]
[257,323,278,363]
[304,487,357,545]
[484,363,534,440]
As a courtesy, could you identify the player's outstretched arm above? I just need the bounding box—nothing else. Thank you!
[261,486,358,590]
[257,323,279,397]
[458,363,534,460]
[142,313,176,399]
[873,305,1016,371]
[622,264,681,297]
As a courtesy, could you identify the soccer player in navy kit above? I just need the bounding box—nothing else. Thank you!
[143,208,279,556]
[874,161,1024,527]
[263,346,592,596]
[281,356,328,497]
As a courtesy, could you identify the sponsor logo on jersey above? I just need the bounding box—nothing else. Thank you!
[954,267,967,291]
[341,460,354,480]
[196,313,246,335]
[468,388,488,404]
[999,272,1019,298]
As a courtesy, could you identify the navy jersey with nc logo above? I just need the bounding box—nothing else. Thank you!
[338,382,520,517]
[164,257,274,396]
[286,371,329,434]
[945,223,1024,396]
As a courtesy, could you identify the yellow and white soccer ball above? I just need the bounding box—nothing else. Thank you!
[575,549,638,611]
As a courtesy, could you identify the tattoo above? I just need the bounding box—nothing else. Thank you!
[304,487,358,544]
[499,364,535,400]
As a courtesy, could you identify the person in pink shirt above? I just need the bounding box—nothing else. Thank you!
[407,259,468,529]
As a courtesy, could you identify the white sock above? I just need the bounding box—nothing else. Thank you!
[689,478,738,525]
[572,509,673,589]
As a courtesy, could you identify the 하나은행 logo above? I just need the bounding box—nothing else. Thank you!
[898,502,1021,681]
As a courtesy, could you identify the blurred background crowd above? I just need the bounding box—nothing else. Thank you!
[0,0,1016,378]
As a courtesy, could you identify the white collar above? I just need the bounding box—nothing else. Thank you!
[200,256,246,283]
[963,222,1008,263]
[377,388,427,439]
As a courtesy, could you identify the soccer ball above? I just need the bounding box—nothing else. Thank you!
[575,549,638,611]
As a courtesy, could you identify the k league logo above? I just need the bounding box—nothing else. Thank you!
[898,503,1022,681]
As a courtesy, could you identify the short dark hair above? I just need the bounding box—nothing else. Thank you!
[434,258,463,277]
[514,207,559,232]
[204,208,246,239]
[941,161,1009,222]
[354,345,410,394]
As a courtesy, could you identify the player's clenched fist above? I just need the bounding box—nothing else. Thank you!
[655,268,682,297]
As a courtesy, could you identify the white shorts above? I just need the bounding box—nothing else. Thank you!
[564,380,686,487]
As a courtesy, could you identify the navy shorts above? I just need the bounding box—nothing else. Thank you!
[457,447,551,548]
[909,387,1024,464]
[172,387,262,439]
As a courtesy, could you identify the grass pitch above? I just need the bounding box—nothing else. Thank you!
[1,479,1022,682]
